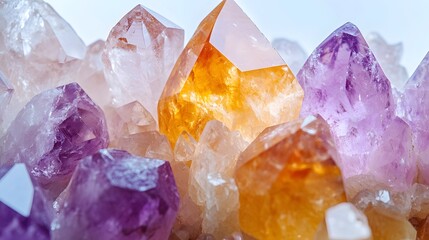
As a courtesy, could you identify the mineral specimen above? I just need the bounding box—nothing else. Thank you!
[158,0,303,145]
[367,32,408,89]
[272,38,308,74]
[297,22,416,191]
[188,120,247,238]
[365,206,416,239]
[316,203,371,240]
[0,72,13,133]
[103,4,184,121]
[235,116,346,239]
[403,52,429,184]
[0,164,52,240]
[0,0,86,130]
[0,83,109,197]
[52,149,179,240]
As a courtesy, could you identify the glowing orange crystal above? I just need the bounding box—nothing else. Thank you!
[235,116,346,239]
[158,0,303,145]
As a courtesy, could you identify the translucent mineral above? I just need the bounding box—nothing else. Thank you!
[103,4,184,121]
[403,52,429,184]
[0,83,109,197]
[52,149,179,240]
[0,0,86,129]
[0,164,52,240]
[0,72,13,133]
[158,0,303,145]
[367,32,408,89]
[316,203,371,240]
[272,38,307,74]
[297,22,416,191]
[235,116,346,239]
[365,206,416,239]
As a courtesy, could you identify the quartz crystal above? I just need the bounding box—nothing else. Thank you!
[367,33,408,89]
[365,206,416,239]
[52,149,179,240]
[158,0,303,145]
[320,203,371,240]
[403,52,429,184]
[103,5,184,121]
[0,0,86,130]
[0,72,13,133]
[0,164,52,240]
[0,83,109,197]
[297,22,416,191]
[272,38,307,74]
[235,116,346,240]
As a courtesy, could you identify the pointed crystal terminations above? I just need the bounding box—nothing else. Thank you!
[403,52,429,184]
[0,0,86,130]
[52,149,179,240]
[103,5,184,121]
[297,22,416,191]
[0,83,109,197]
[0,164,52,240]
[235,116,346,240]
[158,0,303,145]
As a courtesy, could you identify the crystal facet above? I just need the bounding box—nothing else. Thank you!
[103,5,184,121]
[297,22,415,191]
[52,149,179,240]
[158,0,303,145]
[235,116,346,239]
[0,72,13,133]
[272,38,308,74]
[0,83,109,197]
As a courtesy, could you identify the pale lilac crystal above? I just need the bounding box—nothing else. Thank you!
[0,72,13,133]
[52,149,179,240]
[403,52,429,184]
[297,22,415,190]
[0,83,108,197]
[0,164,52,240]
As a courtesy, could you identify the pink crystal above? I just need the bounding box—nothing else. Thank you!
[297,22,415,190]
[103,5,184,121]
[52,149,179,240]
[0,83,108,197]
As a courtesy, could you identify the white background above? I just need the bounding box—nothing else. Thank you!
[45,0,429,77]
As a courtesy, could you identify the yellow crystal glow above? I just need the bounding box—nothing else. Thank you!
[158,0,303,145]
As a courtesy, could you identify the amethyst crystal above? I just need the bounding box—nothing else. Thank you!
[0,83,109,197]
[52,149,179,240]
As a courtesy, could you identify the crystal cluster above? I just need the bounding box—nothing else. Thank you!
[2,0,429,239]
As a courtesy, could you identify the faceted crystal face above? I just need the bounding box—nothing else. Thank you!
[0,72,13,132]
[0,83,109,197]
[103,4,184,121]
[235,116,346,240]
[53,149,179,240]
[0,0,86,131]
[158,0,303,146]
[0,164,52,240]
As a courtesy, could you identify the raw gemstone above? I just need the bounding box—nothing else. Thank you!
[367,32,408,89]
[0,164,52,240]
[0,72,13,133]
[415,217,429,240]
[52,149,179,240]
[103,4,184,121]
[272,38,308,74]
[235,116,346,239]
[403,52,429,184]
[188,120,247,238]
[316,203,371,240]
[0,0,86,130]
[158,0,303,145]
[364,206,416,240]
[297,22,415,190]
[0,83,109,197]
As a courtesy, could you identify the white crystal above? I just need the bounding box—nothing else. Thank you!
[272,38,307,74]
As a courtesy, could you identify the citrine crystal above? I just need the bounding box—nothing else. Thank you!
[235,116,346,239]
[103,5,184,120]
[158,0,303,145]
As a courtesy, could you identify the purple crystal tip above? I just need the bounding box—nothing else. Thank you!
[0,82,109,197]
[53,149,179,240]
